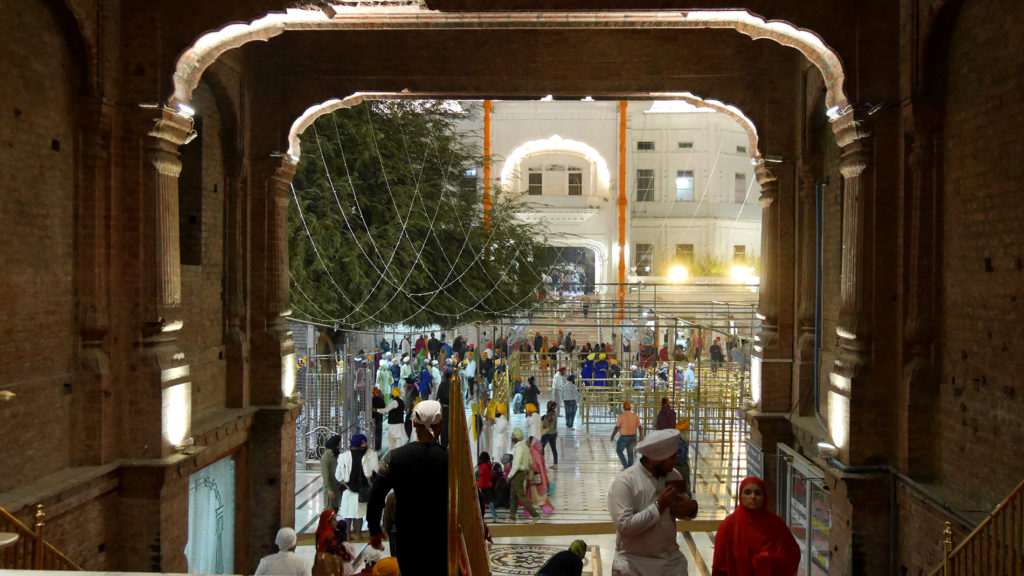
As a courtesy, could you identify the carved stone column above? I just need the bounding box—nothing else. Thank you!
[250,157,296,406]
[755,164,779,350]
[829,111,874,458]
[901,126,938,475]
[796,158,820,415]
[130,107,193,459]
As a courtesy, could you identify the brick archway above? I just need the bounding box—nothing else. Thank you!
[169,6,851,126]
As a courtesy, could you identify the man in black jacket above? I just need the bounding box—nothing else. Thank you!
[368,401,448,576]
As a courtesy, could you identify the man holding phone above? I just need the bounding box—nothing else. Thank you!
[607,429,699,575]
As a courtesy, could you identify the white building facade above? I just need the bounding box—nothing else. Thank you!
[466,100,762,295]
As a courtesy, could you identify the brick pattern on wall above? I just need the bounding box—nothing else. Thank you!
[0,0,78,493]
[182,81,228,420]
[938,0,1024,511]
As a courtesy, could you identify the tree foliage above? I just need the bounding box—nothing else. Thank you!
[288,101,551,329]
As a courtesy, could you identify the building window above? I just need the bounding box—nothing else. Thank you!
[636,169,655,202]
[528,171,543,195]
[678,141,694,149]
[675,244,695,270]
[635,244,654,276]
[736,145,747,153]
[675,170,695,201]
[568,171,582,196]
[636,141,655,151]
[734,245,747,265]
[735,173,747,203]
[461,168,478,195]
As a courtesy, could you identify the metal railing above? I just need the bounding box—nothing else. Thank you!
[295,353,374,469]
[0,504,81,570]
[932,480,1024,575]
[448,373,492,576]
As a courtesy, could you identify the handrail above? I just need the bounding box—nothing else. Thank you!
[448,374,492,576]
[930,479,1024,575]
[0,504,82,570]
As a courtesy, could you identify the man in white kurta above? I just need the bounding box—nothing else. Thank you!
[254,527,310,576]
[607,429,697,576]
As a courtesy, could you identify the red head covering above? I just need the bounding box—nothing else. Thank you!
[315,510,337,551]
[712,476,801,576]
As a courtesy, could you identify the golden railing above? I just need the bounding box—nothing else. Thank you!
[0,504,82,570]
[448,375,492,576]
[931,479,1024,576]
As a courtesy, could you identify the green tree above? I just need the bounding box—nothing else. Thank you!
[288,100,550,328]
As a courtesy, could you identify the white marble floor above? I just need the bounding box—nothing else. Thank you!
[295,395,746,574]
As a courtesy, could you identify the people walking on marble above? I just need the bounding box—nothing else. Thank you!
[611,401,642,469]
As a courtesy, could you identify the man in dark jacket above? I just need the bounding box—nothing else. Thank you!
[368,401,448,576]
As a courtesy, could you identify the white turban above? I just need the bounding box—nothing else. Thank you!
[412,400,444,436]
[379,359,388,368]
[275,527,297,551]
[636,429,680,460]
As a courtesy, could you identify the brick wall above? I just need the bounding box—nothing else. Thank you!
[937,0,1024,509]
[181,80,228,419]
[0,0,78,493]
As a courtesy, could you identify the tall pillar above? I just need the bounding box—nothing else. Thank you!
[251,157,296,407]
[482,100,492,233]
[795,159,820,415]
[225,169,250,408]
[125,106,193,459]
[617,101,628,318]
[900,122,938,475]
[828,111,874,459]
[73,97,116,464]
[755,164,779,350]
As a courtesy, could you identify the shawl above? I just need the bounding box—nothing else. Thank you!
[712,477,800,576]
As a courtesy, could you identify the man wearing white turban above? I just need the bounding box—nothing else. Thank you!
[367,400,448,575]
[254,527,310,576]
[607,429,699,576]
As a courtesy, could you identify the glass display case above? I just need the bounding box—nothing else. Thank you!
[777,443,830,576]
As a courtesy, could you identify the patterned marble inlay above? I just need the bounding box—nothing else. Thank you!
[488,544,598,576]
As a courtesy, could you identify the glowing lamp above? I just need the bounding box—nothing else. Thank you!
[669,265,688,284]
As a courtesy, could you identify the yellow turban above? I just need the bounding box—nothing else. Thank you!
[526,403,537,413]
[599,353,607,360]
[676,418,690,431]
[587,353,595,361]
[372,557,400,576]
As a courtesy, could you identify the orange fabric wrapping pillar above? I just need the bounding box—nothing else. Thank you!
[483,100,493,233]
[617,101,628,320]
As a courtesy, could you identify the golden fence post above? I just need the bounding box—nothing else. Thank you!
[943,521,953,576]
[33,504,45,570]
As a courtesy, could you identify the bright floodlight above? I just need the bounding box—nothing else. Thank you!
[669,265,688,284]
[731,266,753,284]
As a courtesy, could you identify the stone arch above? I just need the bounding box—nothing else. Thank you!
[500,135,611,193]
[169,7,851,128]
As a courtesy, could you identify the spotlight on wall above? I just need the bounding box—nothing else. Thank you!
[668,265,688,284]
[0,390,15,402]
[817,441,839,460]
[825,105,841,121]
[176,103,196,119]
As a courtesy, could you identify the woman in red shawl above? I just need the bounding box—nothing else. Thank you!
[712,476,801,576]
[313,510,355,576]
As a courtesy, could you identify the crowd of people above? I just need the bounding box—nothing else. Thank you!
[262,330,787,576]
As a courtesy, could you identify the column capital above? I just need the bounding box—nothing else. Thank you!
[754,164,778,207]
